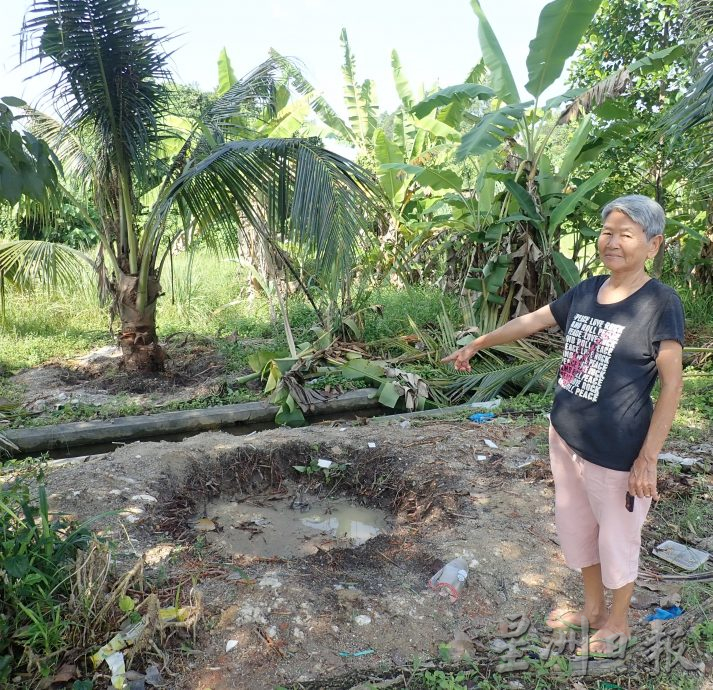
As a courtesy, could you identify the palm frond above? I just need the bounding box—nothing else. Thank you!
[22,106,95,185]
[0,240,92,292]
[656,0,713,135]
[202,59,282,140]
[269,49,353,142]
[157,138,384,278]
[558,68,631,124]
[160,60,284,194]
[444,351,561,403]
[21,0,173,187]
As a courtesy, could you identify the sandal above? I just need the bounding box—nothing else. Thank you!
[545,609,600,632]
[576,632,638,659]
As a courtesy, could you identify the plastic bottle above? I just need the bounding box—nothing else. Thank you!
[429,557,469,602]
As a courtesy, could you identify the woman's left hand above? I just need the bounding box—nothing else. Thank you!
[628,454,659,501]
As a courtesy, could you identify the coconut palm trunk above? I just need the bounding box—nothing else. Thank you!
[116,273,164,371]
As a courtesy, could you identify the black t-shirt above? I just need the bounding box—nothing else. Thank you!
[549,275,684,472]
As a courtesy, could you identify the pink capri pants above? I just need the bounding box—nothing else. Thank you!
[549,425,652,590]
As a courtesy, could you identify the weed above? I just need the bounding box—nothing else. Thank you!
[0,464,91,684]
[689,619,713,655]
[422,669,468,690]
[293,457,347,483]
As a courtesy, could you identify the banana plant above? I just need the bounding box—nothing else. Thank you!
[424,0,689,317]
[274,32,493,286]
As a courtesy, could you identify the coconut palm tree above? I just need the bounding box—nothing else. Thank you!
[19,0,382,371]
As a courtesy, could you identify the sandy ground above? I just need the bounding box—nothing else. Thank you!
[26,416,709,690]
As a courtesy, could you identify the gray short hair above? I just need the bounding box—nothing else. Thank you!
[601,195,666,240]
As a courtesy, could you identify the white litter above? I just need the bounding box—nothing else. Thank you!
[470,398,501,410]
[368,442,376,448]
[226,639,238,652]
[484,439,498,449]
[317,458,334,469]
[658,452,699,467]
[653,540,710,571]
[476,455,487,461]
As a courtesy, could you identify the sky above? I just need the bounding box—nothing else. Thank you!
[1,0,564,118]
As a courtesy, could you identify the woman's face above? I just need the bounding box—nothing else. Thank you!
[598,210,662,274]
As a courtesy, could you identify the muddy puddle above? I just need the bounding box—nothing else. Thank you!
[199,485,391,558]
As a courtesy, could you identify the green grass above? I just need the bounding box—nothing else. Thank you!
[0,252,460,373]
[670,372,713,442]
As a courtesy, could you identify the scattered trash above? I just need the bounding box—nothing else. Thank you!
[630,590,659,610]
[475,454,487,461]
[515,456,535,469]
[658,452,699,467]
[653,540,710,571]
[130,494,157,503]
[429,557,469,602]
[354,614,372,626]
[316,458,334,469]
[144,663,164,687]
[106,652,127,690]
[368,442,376,448]
[92,620,147,689]
[484,439,498,449]
[290,485,310,512]
[645,606,684,622]
[258,574,282,589]
[339,427,347,431]
[194,518,216,531]
[399,420,411,428]
[92,620,145,667]
[339,649,375,657]
[226,639,238,652]
[470,398,501,410]
[469,412,495,423]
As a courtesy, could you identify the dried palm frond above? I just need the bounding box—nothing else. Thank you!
[558,68,631,124]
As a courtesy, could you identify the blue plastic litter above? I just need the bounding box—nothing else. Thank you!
[469,412,495,423]
[339,649,374,657]
[645,606,684,622]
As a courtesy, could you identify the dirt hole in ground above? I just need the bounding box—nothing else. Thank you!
[153,439,449,566]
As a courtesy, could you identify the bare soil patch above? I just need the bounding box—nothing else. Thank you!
[35,418,711,689]
[10,337,244,418]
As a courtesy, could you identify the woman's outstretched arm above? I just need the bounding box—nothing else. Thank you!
[441,304,558,372]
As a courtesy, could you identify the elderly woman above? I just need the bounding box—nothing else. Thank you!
[443,195,684,656]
